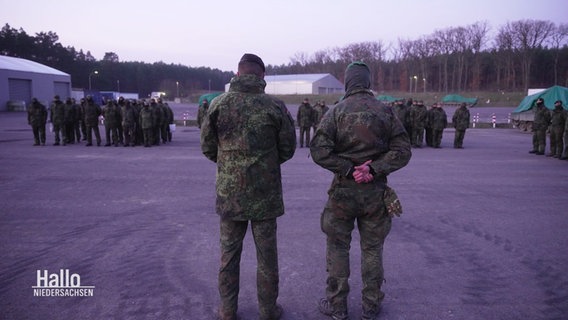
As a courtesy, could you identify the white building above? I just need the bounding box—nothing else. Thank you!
[225,73,344,95]
[0,55,71,111]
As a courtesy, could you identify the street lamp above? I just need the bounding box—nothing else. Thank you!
[176,81,179,98]
[88,70,99,90]
[413,76,418,93]
[423,78,426,93]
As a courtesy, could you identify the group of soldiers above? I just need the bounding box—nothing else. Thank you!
[388,99,471,149]
[529,98,568,160]
[296,98,330,148]
[27,95,175,148]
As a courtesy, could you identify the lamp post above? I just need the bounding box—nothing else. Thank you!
[88,70,99,90]
[409,77,412,93]
[413,76,418,93]
[423,78,426,93]
[176,81,179,98]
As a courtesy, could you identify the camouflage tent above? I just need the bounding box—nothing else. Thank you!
[376,95,401,103]
[441,94,478,106]
[198,92,223,106]
[513,85,568,113]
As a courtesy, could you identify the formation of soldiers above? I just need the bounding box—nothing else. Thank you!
[529,99,568,160]
[28,95,174,148]
[390,99,467,149]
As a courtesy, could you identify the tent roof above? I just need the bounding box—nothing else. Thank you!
[513,85,568,113]
[376,95,401,102]
[264,73,334,83]
[198,92,223,105]
[0,55,69,76]
[441,94,478,105]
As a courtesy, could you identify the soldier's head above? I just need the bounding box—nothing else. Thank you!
[344,61,371,93]
[460,102,467,108]
[86,95,93,102]
[555,100,563,108]
[54,95,60,101]
[32,98,38,104]
[536,98,544,106]
[238,53,265,78]
[66,98,72,104]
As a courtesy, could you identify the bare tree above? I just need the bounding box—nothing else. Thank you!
[548,23,568,85]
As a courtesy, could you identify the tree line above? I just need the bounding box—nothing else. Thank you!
[1,20,567,98]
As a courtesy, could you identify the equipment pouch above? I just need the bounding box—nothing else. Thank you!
[384,185,402,217]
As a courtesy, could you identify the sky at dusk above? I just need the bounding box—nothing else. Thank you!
[1,0,567,72]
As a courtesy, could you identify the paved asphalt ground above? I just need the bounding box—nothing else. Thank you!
[1,105,567,320]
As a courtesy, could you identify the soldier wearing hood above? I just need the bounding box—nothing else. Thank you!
[310,62,411,320]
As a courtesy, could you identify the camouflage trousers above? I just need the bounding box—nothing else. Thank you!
[31,124,46,145]
[532,129,547,153]
[454,129,466,148]
[549,127,564,156]
[321,179,392,314]
[218,218,279,318]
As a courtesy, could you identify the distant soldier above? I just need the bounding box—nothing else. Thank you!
[297,98,314,147]
[562,103,568,160]
[393,99,412,135]
[312,100,330,131]
[409,100,427,147]
[547,100,566,158]
[50,95,65,146]
[197,99,209,129]
[121,99,138,147]
[157,99,169,144]
[139,101,154,147]
[163,102,174,142]
[452,102,471,149]
[72,99,83,143]
[63,98,76,144]
[79,98,88,141]
[83,96,102,147]
[529,98,551,155]
[102,99,121,147]
[150,99,163,145]
[429,103,448,148]
[27,98,48,146]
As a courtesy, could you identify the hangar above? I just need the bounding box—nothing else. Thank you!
[225,73,344,95]
[0,55,71,111]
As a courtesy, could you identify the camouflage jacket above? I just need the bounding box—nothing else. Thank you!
[84,102,102,126]
[409,104,427,128]
[310,88,411,186]
[550,107,566,128]
[429,107,448,130]
[139,106,154,129]
[452,106,470,130]
[201,74,297,221]
[28,101,47,126]
[297,102,314,127]
[533,105,551,131]
[102,103,121,128]
[50,100,65,125]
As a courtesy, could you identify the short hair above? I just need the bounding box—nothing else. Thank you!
[238,60,264,77]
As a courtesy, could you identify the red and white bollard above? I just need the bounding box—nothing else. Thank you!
[473,113,479,128]
[492,114,496,128]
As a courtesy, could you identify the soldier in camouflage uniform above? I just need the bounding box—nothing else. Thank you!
[102,99,121,147]
[393,99,411,136]
[201,53,296,320]
[312,100,330,132]
[121,99,138,147]
[429,103,448,148]
[50,96,65,146]
[63,98,76,145]
[409,100,427,148]
[27,98,48,146]
[310,62,411,320]
[547,100,566,158]
[83,96,102,147]
[297,98,314,147]
[530,98,551,155]
[452,102,471,149]
[139,101,154,147]
[197,99,209,129]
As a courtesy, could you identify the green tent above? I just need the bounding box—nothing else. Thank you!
[198,92,223,105]
[441,94,478,106]
[513,85,568,113]
[376,95,401,103]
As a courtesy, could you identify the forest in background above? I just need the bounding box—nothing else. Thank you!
[1,20,567,99]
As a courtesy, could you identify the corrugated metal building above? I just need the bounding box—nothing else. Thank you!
[225,73,344,95]
[0,55,71,111]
